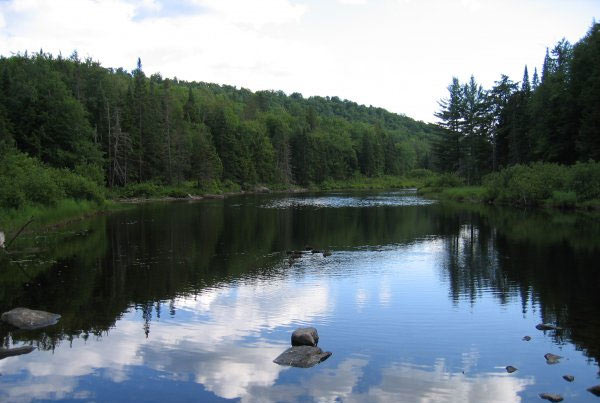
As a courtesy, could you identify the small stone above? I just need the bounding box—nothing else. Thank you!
[1,308,61,330]
[292,327,319,347]
[588,385,600,397]
[562,375,574,382]
[539,393,563,402]
[544,353,562,365]
[506,366,518,373]
[273,346,332,368]
[536,323,562,331]
[523,336,531,341]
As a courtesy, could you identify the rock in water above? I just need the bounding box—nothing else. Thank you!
[539,393,563,402]
[544,353,562,365]
[505,366,518,373]
[292,327,319,347]
[536,323,562,331]
[0,346,35,360]
[1,308,61,330]
[588,385,600,396]
[323,250,332,257]
[273,346,332,368]
[522,336,531,341]
[562,375,574,382]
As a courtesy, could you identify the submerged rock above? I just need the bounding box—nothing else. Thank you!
[273,346,332,368]
[0,346,35,360]
[522,336,531,341]
[562,375,575,382]
[539,393,563,402]
[292,327,319,347]
[544,353,563,365]
[588,385,600,396]
[536,323,562,331]
[1,308,61,330]
[506,365,518,373]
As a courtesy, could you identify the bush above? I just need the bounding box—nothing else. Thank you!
[569,161,600,201]
[57,169,105,203]
[118,182,162,198]
[424,172,464,188]
[0,150,105,209]
[483,163,569,205]
[547,191,577,209]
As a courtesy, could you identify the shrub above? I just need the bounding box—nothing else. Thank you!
[425,172,464,188]
[547,191,577,209]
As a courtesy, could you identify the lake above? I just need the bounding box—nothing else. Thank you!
[1,190,600,402]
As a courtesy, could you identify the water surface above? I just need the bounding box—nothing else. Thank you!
[1,190,599,402]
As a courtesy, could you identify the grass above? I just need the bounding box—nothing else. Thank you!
[419,186,487,203]
[310,175,420,191]
[0,199,127,237]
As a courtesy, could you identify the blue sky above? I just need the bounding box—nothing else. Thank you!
[0,0,597,122]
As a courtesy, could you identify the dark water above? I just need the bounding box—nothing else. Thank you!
[1,190,600,402]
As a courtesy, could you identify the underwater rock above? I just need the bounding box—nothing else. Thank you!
[540,393,563,402]
[562,375,574,382]
[539,393,563,402]
[522,336,531,341]
[273,346,332,368]
[587,385,600,396]
[0,346,35,360]
[544,353,562,365]
[292,327,319,347]
[1,307,61,330]
[536,323,562,331]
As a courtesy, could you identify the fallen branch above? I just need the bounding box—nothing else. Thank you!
[5,217,34,250]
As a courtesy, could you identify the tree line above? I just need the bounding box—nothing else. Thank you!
[0,53,436,193]
[434,22,600,184]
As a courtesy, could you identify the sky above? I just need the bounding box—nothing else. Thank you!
[0,0,597,122]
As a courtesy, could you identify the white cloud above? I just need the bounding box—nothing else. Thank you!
[0,0,597,122]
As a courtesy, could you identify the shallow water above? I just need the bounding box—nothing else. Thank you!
[1,190,600,402]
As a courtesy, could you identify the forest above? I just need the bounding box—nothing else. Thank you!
[0,22,599,216]
[0,49,435,209]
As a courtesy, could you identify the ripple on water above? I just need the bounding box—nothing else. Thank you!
[261,191,435,209]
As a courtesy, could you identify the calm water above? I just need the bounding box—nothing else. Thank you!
[1,190,600,402]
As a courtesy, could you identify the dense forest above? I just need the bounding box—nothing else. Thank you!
[0,22,599,215]
[0,51,435,200]
[434,22,600,184]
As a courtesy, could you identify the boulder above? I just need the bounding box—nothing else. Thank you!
[253,186,270,193]
[539,393,563,402]
[323,250,332,257]
[1,308,61,330]
[292,327,319,347]
[536,323,562,331]
[273,346,332,368]
[506,366,518,373]
[544,353,562,365]
[562,375,574,382]
[588,385,600,397]
[0,346,35,360]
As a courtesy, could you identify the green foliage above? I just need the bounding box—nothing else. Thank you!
[547,191,577,209]
[0,52,435,194]
[0,150,104,210]
[483,162,600,207]
[424,172,465,188]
